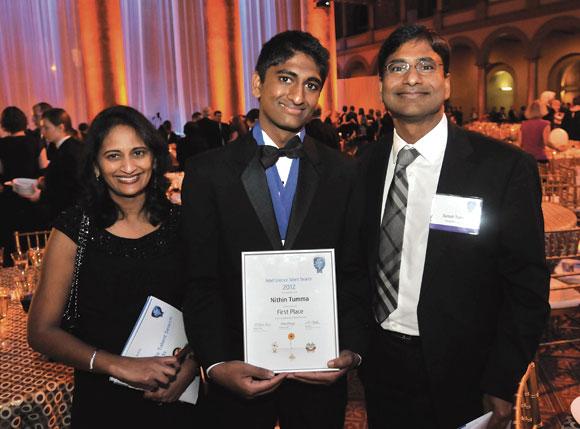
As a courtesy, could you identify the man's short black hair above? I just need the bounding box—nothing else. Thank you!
[255,30,329,85]
[377,24,450,79]
[246,108,260,123]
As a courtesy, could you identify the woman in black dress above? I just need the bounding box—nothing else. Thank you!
[0,106,48,264]
[28,106,204,428]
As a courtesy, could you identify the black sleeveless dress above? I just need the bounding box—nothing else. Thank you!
[54,205,202,428]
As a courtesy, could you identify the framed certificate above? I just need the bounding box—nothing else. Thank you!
[242,249,339,373]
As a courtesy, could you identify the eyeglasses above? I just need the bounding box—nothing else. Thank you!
[384,59,444,75]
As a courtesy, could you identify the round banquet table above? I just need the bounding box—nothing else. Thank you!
[542,202,577,232]
[0,268,73,429]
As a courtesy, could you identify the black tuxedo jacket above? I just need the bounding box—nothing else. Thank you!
[182,133,370,368]
[359,122,549,427]
[42,137,84,221]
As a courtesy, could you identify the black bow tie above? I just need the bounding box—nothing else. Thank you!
[259,136,305,169]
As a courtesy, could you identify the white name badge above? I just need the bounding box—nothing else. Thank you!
[429,194,482,235]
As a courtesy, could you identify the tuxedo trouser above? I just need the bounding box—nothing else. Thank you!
[360,327,437,429]
[206,377,347,429]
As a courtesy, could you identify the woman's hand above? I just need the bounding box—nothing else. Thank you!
[143,355,199,403]
[112,355,180,391]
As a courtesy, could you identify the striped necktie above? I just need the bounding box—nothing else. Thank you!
[374,146,420,323]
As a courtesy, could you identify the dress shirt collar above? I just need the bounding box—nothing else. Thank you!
[55,136,70,150]
[260,128,305,148]
[392,114,447,165]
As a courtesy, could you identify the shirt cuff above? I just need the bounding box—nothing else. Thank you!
[205,361,225,378]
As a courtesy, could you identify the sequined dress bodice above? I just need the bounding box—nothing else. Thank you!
[54,205,186,354]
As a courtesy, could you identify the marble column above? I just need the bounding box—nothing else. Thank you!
[477,63,486,118]
[205,0,245,117]
[76,0,127,120]
[527,56,539,105]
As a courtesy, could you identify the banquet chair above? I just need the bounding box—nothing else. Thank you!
[14,230,51,253]
[513,362,542,429]
[540,165,578,211]
[541,229,580,347]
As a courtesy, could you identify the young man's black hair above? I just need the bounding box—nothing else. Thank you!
[255,30,330,85]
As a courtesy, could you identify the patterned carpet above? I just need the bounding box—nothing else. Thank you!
[344,309,580,429]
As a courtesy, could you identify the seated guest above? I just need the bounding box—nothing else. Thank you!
[519,100,562,163]
[28,105,206,428]
[0,106,48,264]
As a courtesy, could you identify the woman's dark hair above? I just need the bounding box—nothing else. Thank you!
[255,30,329,85]
[377,24,450,79]
[80,105,171,228]
[41,108,75,134]
[1,106,28,133]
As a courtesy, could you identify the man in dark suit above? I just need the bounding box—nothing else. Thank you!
[306,106,339,150]
[182,30,369,428]
[214,110,232,145]
[358,25,549,429]
[197,107,222,150]
[38,108,84,222]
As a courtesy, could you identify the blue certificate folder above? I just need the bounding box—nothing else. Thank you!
[108,295,200,404]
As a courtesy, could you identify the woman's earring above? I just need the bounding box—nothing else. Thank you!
[94,169,101,180]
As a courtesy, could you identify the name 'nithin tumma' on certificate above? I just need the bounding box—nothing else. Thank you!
[242,249,340,373]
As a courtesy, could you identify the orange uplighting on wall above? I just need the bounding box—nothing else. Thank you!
[302,0,338,117]
[77,0,127,120]
[205,0,245,119]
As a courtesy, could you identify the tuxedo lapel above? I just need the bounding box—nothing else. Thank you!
[421,123,475,289]
[239,136,283,250]
[284,136,321,249]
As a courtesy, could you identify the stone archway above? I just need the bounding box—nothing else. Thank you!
[479,26,529,66]
[342,55,371,78]
[548,54,580,104]
[486,63,516,113]
[448,36,479,118]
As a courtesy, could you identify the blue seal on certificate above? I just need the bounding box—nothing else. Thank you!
[151,306,164,318]
[313,256,326,273]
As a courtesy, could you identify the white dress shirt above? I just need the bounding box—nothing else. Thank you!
[261,129,295,185]
[380,114,448,336]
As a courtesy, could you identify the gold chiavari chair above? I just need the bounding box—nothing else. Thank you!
[513,362,542,429]
[14,230,51,254]
[541,228,580,347]
[540,165,578,212]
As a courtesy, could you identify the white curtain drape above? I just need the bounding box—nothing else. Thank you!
[238,0,278,112]
[0,0,303,130]
[120,0,209,133]
[0,0,88,126]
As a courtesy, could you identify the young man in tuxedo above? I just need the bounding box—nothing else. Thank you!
[182,31,369,428]
[358,24,549,429]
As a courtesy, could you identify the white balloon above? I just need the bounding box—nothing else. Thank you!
[540,91,556,104]
[549,128,569,147]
